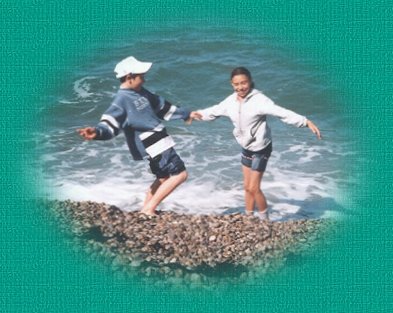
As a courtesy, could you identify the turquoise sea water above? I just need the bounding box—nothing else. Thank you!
[37,27,355,221]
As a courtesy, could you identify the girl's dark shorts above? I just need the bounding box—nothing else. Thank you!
[241,142,272,172]
[149,148,186,179]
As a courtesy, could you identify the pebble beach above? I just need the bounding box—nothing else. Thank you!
[45,200,335,288]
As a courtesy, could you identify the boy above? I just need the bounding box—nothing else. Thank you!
[78,56,200,216]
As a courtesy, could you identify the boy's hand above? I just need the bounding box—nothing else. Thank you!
[185,111,202,125]
[77,127,97,140]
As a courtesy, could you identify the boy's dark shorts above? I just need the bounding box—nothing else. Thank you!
[149,148,186,179]
[241,142,272,172]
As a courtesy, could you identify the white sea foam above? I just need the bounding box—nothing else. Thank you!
[37,124,349,221]
[73,77,96,99]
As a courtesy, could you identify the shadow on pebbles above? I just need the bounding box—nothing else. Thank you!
[44,200,336,289]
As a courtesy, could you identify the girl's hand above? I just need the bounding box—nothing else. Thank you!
[306,120,322,140]
[185,111,203,125]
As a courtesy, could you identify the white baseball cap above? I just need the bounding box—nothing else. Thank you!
[114,56,152,78]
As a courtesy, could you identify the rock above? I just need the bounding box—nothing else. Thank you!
[190,273,202,283]
[130,259,142,267]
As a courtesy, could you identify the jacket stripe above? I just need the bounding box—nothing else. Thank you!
[97,121,115,136]
[101,114,120,129]
[145,136,175,158]
[156,99,172,119]
[139,124,165,140]
[141,130,169,148]
[163,105,177,121]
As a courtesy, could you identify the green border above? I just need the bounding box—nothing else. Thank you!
[2,1,392,312]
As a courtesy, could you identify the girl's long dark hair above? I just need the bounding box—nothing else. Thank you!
[230,67,255,89]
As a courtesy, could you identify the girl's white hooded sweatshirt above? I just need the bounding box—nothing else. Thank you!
[198,89,307,151]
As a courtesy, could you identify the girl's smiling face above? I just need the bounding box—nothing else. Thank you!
[231,74,252,99]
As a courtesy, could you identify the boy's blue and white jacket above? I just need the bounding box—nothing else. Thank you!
[94,88,190,160]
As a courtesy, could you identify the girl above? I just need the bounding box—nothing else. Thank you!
[194,67,321,219]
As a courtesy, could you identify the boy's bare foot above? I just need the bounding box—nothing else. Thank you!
[140,209,157,217]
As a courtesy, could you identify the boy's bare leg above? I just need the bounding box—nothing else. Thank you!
[143,178,162,207]
[141,170,188,216]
